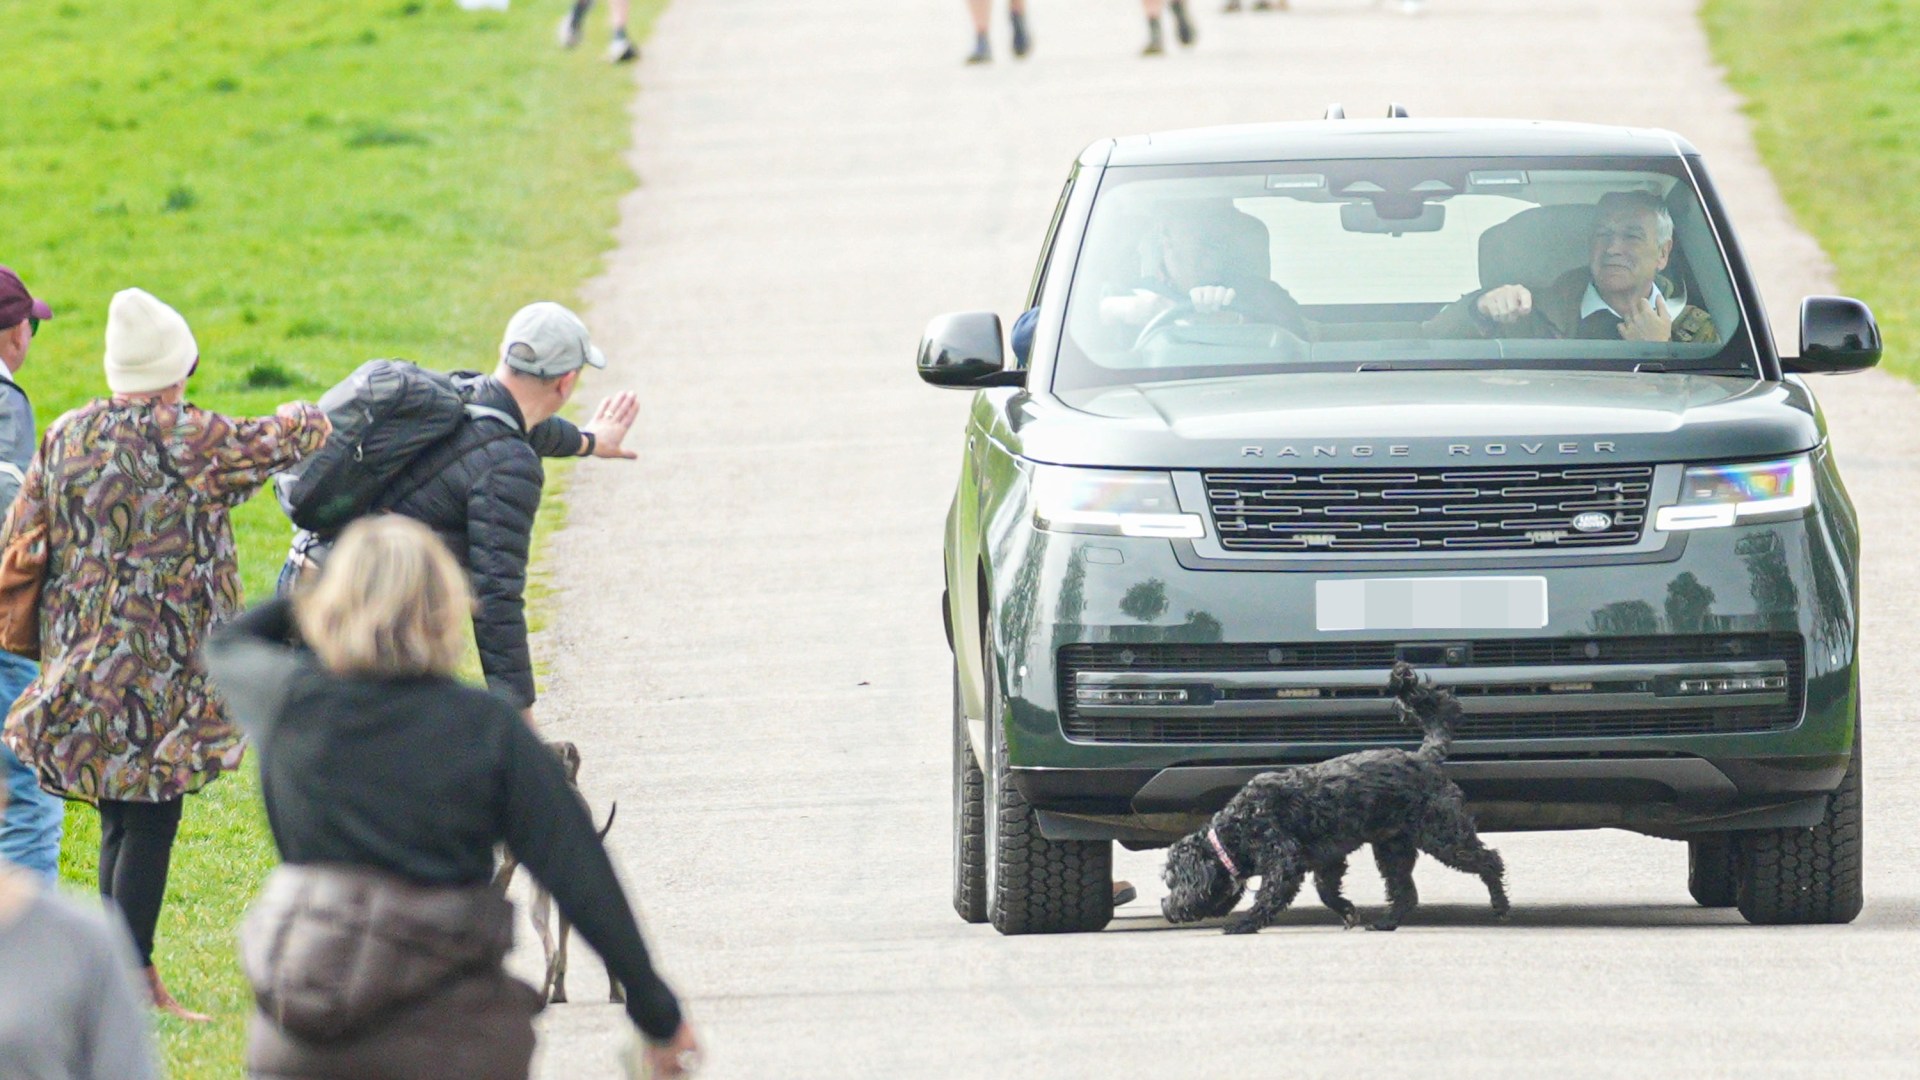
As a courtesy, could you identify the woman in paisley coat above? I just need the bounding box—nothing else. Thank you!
[0,288,328,1020]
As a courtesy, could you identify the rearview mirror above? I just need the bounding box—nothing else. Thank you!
[1784,296,1880,375]
[917,312,1023,388]
[1340,201,1445,235]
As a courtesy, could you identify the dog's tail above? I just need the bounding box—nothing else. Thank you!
[597,802,618,841]
[1389,661,1460,762]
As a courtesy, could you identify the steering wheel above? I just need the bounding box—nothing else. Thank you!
[1131,300,1245,352]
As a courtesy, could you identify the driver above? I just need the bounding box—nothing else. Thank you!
[1098,205,1307,335]
[1425,190,1716,344]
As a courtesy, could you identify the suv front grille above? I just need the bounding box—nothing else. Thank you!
[1203,465,1654,552]
[1058,634,1803,744]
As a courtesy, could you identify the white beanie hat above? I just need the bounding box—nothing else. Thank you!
[104,288,198,394]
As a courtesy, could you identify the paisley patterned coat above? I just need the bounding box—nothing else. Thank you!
[1,398,327,803]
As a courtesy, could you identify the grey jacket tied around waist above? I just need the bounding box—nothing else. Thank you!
[239,863,520,1044]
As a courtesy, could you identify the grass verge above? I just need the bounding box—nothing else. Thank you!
[5,0,660,1072]
[1703,0,1917,379]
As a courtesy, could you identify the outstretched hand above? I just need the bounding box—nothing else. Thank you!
[583,391,640,460]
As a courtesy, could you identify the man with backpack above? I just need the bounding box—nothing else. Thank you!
[281,302,637,715]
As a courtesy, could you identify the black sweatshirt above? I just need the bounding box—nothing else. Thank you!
[204,600,682,1041]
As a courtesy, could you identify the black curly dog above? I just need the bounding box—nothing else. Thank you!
[1161,662,1510,934]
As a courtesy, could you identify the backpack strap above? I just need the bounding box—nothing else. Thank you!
[371,405,524,521]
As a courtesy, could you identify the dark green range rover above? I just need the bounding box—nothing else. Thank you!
[920,119,1880,935]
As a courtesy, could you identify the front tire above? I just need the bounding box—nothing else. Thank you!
[1686,836,1737,908]
[952,669,988,924]
[1735,738,1864,925]
[982,659,1113,935]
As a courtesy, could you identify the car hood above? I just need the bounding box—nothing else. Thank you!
[1019,370,1823,468]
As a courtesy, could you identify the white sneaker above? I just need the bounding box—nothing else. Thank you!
[606,35,639,63]
[558,14,583,48]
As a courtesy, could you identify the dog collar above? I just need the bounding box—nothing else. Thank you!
[1207,826,1241,879]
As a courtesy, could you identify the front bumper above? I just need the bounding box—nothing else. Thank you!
[988,505,1858,841]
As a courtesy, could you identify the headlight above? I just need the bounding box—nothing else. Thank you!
[1031,466,1204,539]
[1653,456,1814,531]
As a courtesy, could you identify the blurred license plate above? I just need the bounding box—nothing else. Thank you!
[1316,577,1548,632]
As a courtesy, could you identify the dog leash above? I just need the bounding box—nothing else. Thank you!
[1206,826,1241,879]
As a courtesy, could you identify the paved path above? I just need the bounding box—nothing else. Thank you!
[520,1,1920,1075]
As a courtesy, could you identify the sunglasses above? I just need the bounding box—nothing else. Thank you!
[26,317,38,337]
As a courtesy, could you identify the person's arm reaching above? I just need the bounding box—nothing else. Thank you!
[194,402,332,507]
[496,712,684,1041]
[528,392,642,461]
[204,598,308,738]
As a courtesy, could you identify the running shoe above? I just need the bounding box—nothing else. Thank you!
[965,34,991,64]
[1142,18,1164,55]
[558,14,582,48]
[1010,10,1031,57]
[606,34,639,63]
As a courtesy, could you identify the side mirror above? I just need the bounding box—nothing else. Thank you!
[917,312,1024,388]
[1785,296,1881,375]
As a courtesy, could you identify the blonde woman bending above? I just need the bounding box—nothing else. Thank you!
[207,516,697,1080]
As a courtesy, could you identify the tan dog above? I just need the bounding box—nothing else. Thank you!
[492,740,623,1004]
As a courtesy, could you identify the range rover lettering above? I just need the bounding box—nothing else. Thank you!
[922,118,1877,935]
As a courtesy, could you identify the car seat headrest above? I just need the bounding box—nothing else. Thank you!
[1158,200,1273,283]
[1478,204,1596,292]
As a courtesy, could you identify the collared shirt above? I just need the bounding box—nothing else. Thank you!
[1580,280,1672,320]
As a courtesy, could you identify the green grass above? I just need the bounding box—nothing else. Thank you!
[6,0,661,1072]
[1704,0,1920,380]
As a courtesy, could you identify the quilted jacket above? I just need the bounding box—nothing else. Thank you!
[383,374,581,708]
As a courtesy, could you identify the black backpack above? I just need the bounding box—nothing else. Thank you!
[276,360,510,537]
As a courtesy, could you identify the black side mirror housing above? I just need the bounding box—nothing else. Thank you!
[1785,295,1881,375]
[917,312,1024,388]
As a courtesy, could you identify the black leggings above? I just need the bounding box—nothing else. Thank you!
[98,797,184,968]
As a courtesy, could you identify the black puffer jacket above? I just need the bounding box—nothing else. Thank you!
[383,373,582,708]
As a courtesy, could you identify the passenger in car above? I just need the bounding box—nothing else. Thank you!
[1097,205,1309,338]
[1424,190,1717,344]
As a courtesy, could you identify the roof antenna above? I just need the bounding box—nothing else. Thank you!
[1324,104,1346,120]
[1387,103,1410,118]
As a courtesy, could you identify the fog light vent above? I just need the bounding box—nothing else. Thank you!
[1675,675,1787,694]
[1075,686,1190,707]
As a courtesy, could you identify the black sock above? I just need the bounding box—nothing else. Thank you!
[569,0,592,25]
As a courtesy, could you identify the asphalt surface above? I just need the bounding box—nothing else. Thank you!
[517,1,1920,1076]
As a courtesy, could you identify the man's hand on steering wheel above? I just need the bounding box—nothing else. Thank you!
[1132,286,1245,350]
[1189,285,1237,313]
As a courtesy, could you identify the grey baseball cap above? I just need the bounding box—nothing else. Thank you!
[499,302,608,377]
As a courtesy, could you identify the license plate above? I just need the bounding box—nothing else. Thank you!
[1316,577,1548,632]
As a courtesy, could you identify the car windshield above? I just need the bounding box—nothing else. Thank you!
[1052,156,1754,392]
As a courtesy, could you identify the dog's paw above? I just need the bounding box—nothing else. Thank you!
[1367,921,1399,932]
[1342,911,1359,930]
[1388,661,1418,696]
[1222,917,1264,935]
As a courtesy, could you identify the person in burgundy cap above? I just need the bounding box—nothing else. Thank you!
[0,267,59,882]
